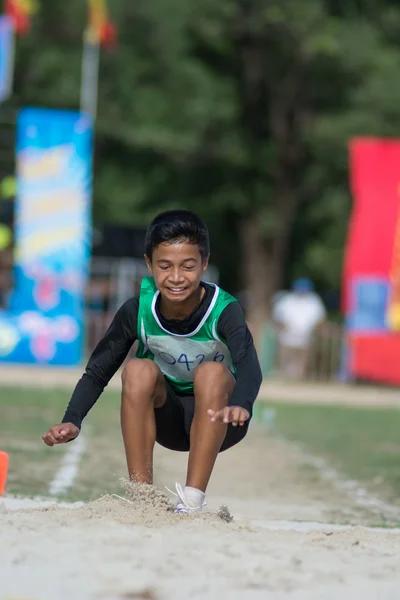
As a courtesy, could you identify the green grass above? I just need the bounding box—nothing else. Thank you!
[0,386,126,500]
[260,402,400,505]
[3,386,400,509]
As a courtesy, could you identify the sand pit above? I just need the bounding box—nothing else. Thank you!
[1,427,400,599]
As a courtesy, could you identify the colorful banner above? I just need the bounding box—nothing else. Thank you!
[0,108,93,365]
[5,0,38,35]
[0,15,14,102]
[343,137,400,384]
[87,0,116,47]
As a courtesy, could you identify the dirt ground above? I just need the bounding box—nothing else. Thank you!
[2,365,400,598]
[1,425,400,600]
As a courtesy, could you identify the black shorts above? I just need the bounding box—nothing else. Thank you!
[154,379,250,452]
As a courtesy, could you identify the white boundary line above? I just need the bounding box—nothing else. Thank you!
[258,407,400,522]
[292,444,400,520]
[249,519,400,534]
[48,432,87,497]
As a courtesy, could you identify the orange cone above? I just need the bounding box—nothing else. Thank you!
[0,451,9,495]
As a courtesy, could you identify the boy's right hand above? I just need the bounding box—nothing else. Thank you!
[42,423,80,446]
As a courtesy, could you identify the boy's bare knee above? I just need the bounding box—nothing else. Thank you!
[193,362,235,408]
[121,359,164,410]
[194,361,230,383]
[121,358,160,391]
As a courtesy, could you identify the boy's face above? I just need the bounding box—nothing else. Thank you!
[145,241,209,303]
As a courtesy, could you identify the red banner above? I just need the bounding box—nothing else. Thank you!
[344,138,400,384]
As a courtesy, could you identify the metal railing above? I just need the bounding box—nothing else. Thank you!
[259,322,344,382]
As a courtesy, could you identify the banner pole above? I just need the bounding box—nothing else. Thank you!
[0,16,16,103]
[80,31,100,121]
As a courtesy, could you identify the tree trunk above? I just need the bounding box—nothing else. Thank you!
[239,214,271,334]
[239,186,298,343]
[234,1,307,339]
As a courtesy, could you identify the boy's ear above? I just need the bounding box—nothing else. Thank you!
[202,254,210,272]
[144,254,153,273]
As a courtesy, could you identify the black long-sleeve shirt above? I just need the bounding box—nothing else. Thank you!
[62,283,262,428]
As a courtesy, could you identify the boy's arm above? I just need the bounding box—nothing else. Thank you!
[217,302,263,416]
[61,297,139,429]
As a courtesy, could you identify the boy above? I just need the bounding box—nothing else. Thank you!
[42,210,262,513]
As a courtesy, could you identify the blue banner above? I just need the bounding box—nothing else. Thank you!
[0,16,14,102]
[0,108,93,365]
[346,277,390,333]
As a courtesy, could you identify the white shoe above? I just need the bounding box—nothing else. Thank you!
[166,482,207,514]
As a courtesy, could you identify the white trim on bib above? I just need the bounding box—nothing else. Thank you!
[150,284,220,338]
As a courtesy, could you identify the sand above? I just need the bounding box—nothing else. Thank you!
[1,426,400,600]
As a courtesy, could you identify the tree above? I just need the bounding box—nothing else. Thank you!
[4,0,400,334]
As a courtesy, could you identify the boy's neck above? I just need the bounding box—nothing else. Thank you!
[159,285,205,321]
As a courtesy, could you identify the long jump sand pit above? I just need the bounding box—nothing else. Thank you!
[1,427,400,600]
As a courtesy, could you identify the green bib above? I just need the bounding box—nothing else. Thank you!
[136,277,237,394]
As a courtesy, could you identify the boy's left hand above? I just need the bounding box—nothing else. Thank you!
[207,407,250,427]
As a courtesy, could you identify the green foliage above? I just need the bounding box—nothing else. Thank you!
[2,0,400,307]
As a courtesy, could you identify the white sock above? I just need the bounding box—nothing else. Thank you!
[183,486,205,508]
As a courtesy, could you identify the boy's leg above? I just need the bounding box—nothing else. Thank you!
[121,358,167,484]
[186,362,235,492]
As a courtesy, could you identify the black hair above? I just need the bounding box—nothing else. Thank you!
[144,210,210,261]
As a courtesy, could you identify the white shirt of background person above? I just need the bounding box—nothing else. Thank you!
[273,279,326,349]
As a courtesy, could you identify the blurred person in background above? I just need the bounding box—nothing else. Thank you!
[273,278,326,380]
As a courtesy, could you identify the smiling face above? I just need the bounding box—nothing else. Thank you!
[145,240,209,305]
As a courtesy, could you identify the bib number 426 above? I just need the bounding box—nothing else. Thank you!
[159,351,225,372]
